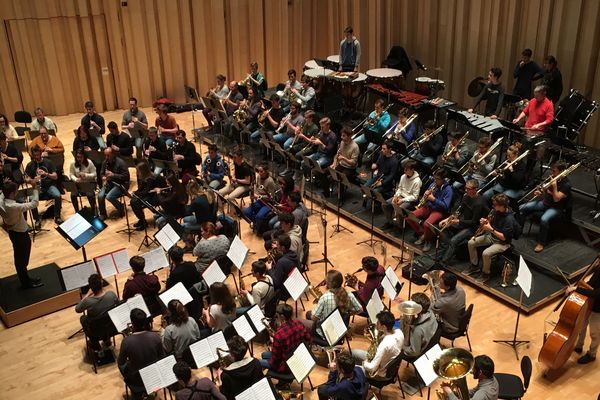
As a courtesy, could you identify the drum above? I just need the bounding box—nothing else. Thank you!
[327,54,340,63]
[415,76,432,96]
[304,59,319,70]
[366,68,404,89]
[304,68,334,97]
[349,73,368,98]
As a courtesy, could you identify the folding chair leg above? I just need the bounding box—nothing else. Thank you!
[307,375,314,391]
[398,373,406,398]
[466,333,472,351]
[299,297,306,311]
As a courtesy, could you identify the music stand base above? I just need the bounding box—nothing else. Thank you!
[356,238,382,251]
[330,224,353,237]
[492,339,530,360]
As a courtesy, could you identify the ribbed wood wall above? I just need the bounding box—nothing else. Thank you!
[1,0,599,146]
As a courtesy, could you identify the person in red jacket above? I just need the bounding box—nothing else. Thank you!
[512,85,554,132]
[122,255,161,300]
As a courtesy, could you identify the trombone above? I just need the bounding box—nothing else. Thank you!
[442,131,469,162]
[481,150,530,193]
[458,137,503,175]
[388,113,418,142]
[518,162,580,204]
[407,124,445,153]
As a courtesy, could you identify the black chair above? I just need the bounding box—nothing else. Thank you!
[13,110,32,137]
[441,304,474,351]
[366,354,406,399]
[81,312,120,373]
[266,369,315,392]
[494,355,532,400]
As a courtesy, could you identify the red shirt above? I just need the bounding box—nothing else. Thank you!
[155,114,178,137]
[523,97,554,129]
[270,319,312,373]
[356,265,385,305]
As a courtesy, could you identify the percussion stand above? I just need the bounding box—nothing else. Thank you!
[357,186,383,251]
[493,288,530,360]
[328,167,353,237]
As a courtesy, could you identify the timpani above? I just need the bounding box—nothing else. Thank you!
[304,59,320,70]
[366,68,404,88]
[327,54,340,63]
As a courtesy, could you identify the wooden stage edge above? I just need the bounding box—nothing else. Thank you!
[0,289,81,328]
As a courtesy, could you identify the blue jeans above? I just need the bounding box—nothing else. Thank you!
[182,215,201,232]
[250,129,263,143]
[268,215,280,230]
[98,185,124,217]
[519,200,562,245]
[36,185,62,219]
[161,135,173,146]
[301,152,331,171]
[441,227,473,262]
[272,132,292,147]
[412,153,435,167]
[260,351,272,369]
[283,136,296,150]
[483,183,524,201]
[243,200,272,228]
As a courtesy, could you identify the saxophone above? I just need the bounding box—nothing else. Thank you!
[307,279,326,304]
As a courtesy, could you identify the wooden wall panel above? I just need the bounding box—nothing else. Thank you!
[0,0,599,146]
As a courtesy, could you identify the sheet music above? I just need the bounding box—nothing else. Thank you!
[366,290,385,323]
[284,268,308,301]
[227,235,248,270]
[139,355,177,394]
[246,305,266,333]
[61,260,96,291]
[142,247,169,273]
[236,377,276,400]
[385,266,400,289]
[127,294,151,316]
[190,331,228,368]
[154,223,180,252]
[113,248,130,273]
[381,275,397,301]
[321,309,347,346]
[414,344,443,386]
[202,260,227,288]
[233,314,256,342]
[59,213,90,240]
[207,330,228,356]
[159,282,193,306]
[94,253,117,279]
[108,302,132,332]
[286,343,315,382]
[516,256,532,297]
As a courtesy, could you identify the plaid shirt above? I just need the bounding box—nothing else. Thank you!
[313,291,363,339]
[270,319,312,373]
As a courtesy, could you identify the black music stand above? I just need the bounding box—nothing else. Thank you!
[301,155,326,218]
[357,186,385,251]
[423,220,443,260]
[63,180,96,212]
[310,200,334,276]
[394,206,421,269]
[201,96,227,136]
[493,288,530,360]
[328,167,353,237]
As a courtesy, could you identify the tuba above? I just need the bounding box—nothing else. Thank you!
[423,270,444,302]
[364,324,385,377]
[398,300,422,342]
[433,348,474,400]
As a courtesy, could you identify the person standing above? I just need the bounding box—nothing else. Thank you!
[339,26,361,72]
[0,181,43,288]
[569,266,600,364]
[512,48,543,100]
[81,100,106,148]
[541,55,563,104]
[469,67,505,118]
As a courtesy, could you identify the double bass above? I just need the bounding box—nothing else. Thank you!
[538,257,599,371]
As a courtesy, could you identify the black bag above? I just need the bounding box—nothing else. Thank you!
[401,255,436,285]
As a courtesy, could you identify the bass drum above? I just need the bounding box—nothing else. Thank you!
[415,77,432,96]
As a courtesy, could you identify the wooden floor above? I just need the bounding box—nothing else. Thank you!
[0,108,597,400]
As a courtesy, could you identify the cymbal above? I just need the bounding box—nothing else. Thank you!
[468,76,486,97]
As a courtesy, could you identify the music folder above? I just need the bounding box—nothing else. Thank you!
[141,247,169,273]
[108,295,150,332]
[286,342,317,383]
[233,304,267,343]
[283,268,308,301]
[154,223,180,252]
[159,282,193,306]
[56,208,107,250]
[139,355,178,394]
[235,377,277,400]
[189,330,228,369]
[93,248,129,278]
[321,308,348,346]
[59,260,97,291]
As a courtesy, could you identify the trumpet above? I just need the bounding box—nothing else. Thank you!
[471,210,493,240]
[417,184,438,208]
[408,124,445,152]
[459,137,503,175]
[258,107,272,127]
[239,74,253,88]
[289,121,305,149]
[442,131,469,162]
[501,260,512,288]
[439,203,463,232]
[344,268,363,288]
[518,162,580,204]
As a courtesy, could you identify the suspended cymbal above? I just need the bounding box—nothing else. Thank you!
[468,76,487,97]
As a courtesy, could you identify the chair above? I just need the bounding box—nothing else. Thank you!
[81,312,120,373]
[441,304,474,351]
[366,354,406,399]
[402,325,443,396]
[266,369,314,393]
[14,110,32,128]
[494,355,532,400]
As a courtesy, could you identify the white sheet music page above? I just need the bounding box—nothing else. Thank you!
[189,338,215,369]
[286,342,315,382]
[207,330,228,357]
[155,223,180,252]
[202,260,227,288]
[381,275,397,301]
[232,314,256,342]
[227,235,248,270]
[246,304,266,333]
[127,294,150,316]
[159,282,193,306]
[139,364,162,395]
[414,344,443,386]
[236,377,276,400]
[108,302,131,332]
[321,309,347,346]
[113,248,130,273]
[61,260,96,291]
[385,266,400,288]
[155,355,178,388]
[94,253,117,279]
[142,247,169,273]
[366,289,385,324]
[283,268,308,301]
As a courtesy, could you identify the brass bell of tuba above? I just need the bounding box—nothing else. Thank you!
[432,347,474,400]
[398,300,422,342]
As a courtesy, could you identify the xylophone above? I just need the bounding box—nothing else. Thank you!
[367,83,428,109]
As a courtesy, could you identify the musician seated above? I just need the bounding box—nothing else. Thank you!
[351,310,403,378]
[219,335,264,400]
[173,130,200,185]
[468,193,517,282]
[266,234,299,296]
[273,101,304,149]
[121,97,149,159]
[389,108,416,152]
[75,273,119,352]
[98,147,130,220]
[29,125,65,166]
[162,299,201,360]
[518,161,572,253]
[202,74,230,130]
[289,191,309,229]
[317,351,366,400]
[221,81,245,123]
[166,246,201,290]
[218,147,253,200]
[172,361,225,400]
[306,270,363,340]
[431,272,466,335]
[237,87,262,135]
[411,120,444,167]
[155,103,178,146]
[354,98,391,153]
[440,179,488,264]
[407,169,453,252]
[263,213,303,262]
[439,131,470,170]
[202,282,237,338]
[292,75,316,111]
[73,124,101,153]
[118,308,164,399]
[324,127,360,198]
[0,132,24,184]
[382,160,421,229]
[249,94,284,143]
[352,256,385,308]
[512,85,554,132]
[24,144,63,226]
[201,144,227,190]
[363,141,398,201]
[260,303,311,373]
[441,354,498,400]
[68,148,97,215]
[242,163,277,234]
[266,175,296,230]
[280,68,303,111]
[400,292,439,359]
[143,127,169,175]
[300,117,337,177]
[81,100,106,147]
[238,261,275,315]
[155,171,189,229]
[0,113,18,141]
[182,182,217,248]
[129,162,166,230]
[469,67,505,118]
[31,107,58,133]
[290,110,318,159]
[106,121,134,157]
[482,143,527,201]
[192,221,231,274]
[458,137,497,191]
[123,256,161,300]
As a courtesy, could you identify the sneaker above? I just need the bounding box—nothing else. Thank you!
[54,217,64,225]
[34,220,42,231]
[415,235,425,246]
[577,353,596,364]
[477,273,491,282]
[534,243,544,253]
[133,220,144,228]
[467,264,480,274]
[422,242,432,252]
[574,347,583,354]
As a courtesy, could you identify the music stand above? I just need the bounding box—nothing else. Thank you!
[63,180,96,212]
[301,155,326,217]
[153,159,179,174]
[357,186,384,251]
[394,206,421,267]
[310,202,335,276]
[17,186,49,240]
[424,220,443,259]
[328,167,353,236]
